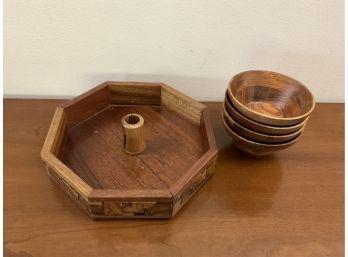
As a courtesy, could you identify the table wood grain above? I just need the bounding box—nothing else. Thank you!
[4,99,344,257]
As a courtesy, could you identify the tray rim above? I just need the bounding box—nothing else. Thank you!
[41,81,218,219]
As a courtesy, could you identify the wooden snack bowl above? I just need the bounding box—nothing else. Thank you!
[41,82,218,219]
[224,91,307,135]
[227,70,315,126]
[222,104,303,143]
[222,117,301,156]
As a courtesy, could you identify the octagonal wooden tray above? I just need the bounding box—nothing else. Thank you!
[41,82,218,219]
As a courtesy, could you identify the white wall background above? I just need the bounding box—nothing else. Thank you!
[4,0,344,102]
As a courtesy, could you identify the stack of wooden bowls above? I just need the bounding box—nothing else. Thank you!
[223,70,315,156]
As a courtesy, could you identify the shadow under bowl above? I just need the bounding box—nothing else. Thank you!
[227,70,315,126]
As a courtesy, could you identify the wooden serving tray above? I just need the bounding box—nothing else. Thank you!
[41,82,218,219]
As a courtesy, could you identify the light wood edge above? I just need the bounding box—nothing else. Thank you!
[88,189,172,202]
[90,214,171,220]
[41,107,92,200]
[201,108,218,152]
[169,148,218,195]
[41,107,65,157]
[169,149,218,216]
[46,165,93,215]
[160,83,206,126]
[105,81,163,87]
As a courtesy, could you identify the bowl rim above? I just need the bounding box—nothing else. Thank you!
[222,115,302,147]
[222,103,304,139]
[224,91,308,130]
[228,70,316,122]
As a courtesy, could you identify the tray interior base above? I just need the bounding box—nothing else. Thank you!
[59,105,205,190]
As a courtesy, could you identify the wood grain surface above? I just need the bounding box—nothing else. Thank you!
[224,91,307,135]
[222,105,303,143]
[228,70,315,126]
[4,99,343,257]
[60,105,204,189]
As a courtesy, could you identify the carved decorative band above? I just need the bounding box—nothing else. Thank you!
[47,157,216,219]
[173,158,217,215]
[47,166,172,218]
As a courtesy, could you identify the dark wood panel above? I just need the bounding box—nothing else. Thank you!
[4,99,344,257]
[61,83,110,128]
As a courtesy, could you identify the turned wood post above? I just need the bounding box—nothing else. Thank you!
[121,114,146,155]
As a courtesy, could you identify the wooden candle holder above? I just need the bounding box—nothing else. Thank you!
[41,82,218,219]
[121,113,146,155]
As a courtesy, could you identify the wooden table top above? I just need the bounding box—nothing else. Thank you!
[4,99,344,257]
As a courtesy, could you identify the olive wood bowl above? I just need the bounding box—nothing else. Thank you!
[222,104,303,143]
[224,92,307,135]
[227,70,315,126]
[222,117,301,156]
